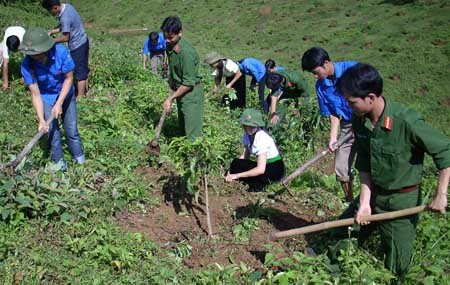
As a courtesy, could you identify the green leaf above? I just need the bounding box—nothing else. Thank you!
[60,212,73,222]
[14,195,31,207]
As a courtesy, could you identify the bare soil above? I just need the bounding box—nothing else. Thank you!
[116,163,328,270]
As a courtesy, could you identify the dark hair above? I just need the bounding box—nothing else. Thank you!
[160,16,182,34]
[265,59,276,70]
[266,73,284,90]
[301,47,330,71]
[337,63,383,98]
[149,32,159,43]
[42,0,60,9]
[6,36,20,52]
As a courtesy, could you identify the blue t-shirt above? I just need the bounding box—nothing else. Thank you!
[238,58,266,82]
[21,44,75,106]
[316,61,358,121]
[143,32,166,55]
[59,3,87,51]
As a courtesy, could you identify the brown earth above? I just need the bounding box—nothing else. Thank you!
[116,163,329,270]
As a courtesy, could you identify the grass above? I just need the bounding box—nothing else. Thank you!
[0,0,449,284]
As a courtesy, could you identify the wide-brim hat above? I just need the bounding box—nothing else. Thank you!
[239,108,265,127]
[19,27,55,55]
[204,51,224,65]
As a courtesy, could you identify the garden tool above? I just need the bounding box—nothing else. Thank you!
[144,108,168,156]
[269,205,426,241]
[281,135,351,187]
[0,113,55,172]
[161,50,169,79]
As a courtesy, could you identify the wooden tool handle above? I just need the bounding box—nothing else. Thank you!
[7,113,56,169]
[153,108,168,141]
[269,205,426,240]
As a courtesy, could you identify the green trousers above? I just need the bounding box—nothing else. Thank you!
[330,189,421,276]
[176,84,204,140]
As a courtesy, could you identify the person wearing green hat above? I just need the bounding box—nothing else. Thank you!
[226,108,285,191]
[20,27,85,170]
[204,51,246,109]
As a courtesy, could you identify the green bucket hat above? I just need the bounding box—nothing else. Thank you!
[239,108,265,127]
[203,51,224,65]
[19,27,55,55]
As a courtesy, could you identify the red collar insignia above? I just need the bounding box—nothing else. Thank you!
[382,116,393,131]
[174,44,180,53]
[287,82,293,87]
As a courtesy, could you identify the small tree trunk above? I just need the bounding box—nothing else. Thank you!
[204,175,213,236]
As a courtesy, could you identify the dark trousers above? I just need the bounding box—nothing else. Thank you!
[229,158,285,190]
[224,75,246,109]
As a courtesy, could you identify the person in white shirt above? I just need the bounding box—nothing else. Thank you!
[226,108,285,191]
[1,26,25,90]
[204,51,246,109]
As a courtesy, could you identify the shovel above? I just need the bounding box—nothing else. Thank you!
[0,113,55,172]
[144,108,168,156]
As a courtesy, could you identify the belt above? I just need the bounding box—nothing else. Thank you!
[267,154,282,164]
[375,184,420,194]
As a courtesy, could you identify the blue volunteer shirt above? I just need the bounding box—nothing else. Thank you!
[21,44,75,106]
[143,32,166,55]
[238,58,266,82]
[316,61,358,121]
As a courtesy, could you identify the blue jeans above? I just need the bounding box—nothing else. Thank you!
[43,92,85,165]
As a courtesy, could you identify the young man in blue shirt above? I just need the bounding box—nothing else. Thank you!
[20,27,85,169]
[236,58,267,111]
[42,0,89,98]
[301,47,358,202]
[143,31,167,77]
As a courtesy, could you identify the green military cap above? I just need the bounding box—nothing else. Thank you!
[19,27,54,55]
[203,51,224,65]
[239,108,265,127]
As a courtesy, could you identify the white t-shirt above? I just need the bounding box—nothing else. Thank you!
[242,129,280,160]
[1,26,25,59]
[211,59,240,77]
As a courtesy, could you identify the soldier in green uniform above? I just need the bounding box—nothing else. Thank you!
[335,63,450,276]
[161,16,204,140]
[265,70,309,124]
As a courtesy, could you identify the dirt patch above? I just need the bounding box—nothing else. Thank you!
[431,38,447,47]
[416,85,429,95]
[259,6,272,17]
[117,164,324,270]
[440,96,450,107]
[388,74,401,81]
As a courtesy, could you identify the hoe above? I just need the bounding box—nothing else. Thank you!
[0,114,55,173]
[144,108,167,156]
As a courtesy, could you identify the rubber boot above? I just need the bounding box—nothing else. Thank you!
[341,181,354,202]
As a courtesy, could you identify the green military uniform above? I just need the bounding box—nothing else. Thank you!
[336,97,450,275]
[271,69,309,122]
[167,37,204,140]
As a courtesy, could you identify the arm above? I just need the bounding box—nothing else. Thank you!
[356,171,373,225]
[429,167,449,213]
[1,58,9,90]
[52,71,74,118]
[270,91,283,124]
[214,75,222,92]
[28,83,48,132]
[163,85,193,111]
[226,152,267,182]
[328,114,340,151]
[48,26,61,36]
[225,70,242,89]
[143,54,148,68]
[53,32,70,44]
